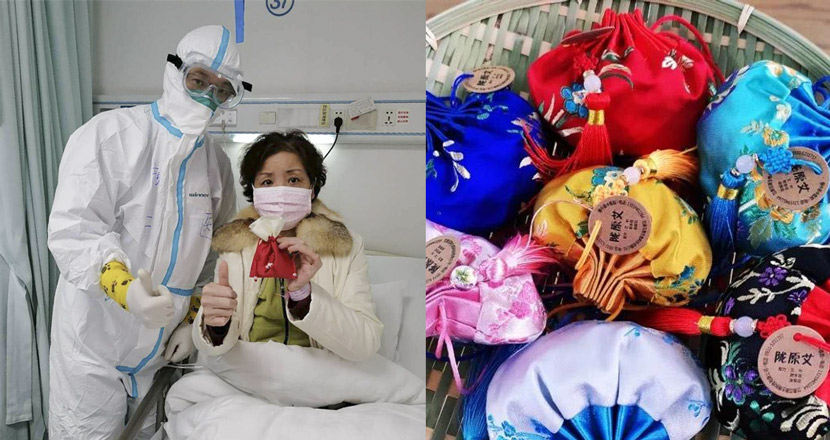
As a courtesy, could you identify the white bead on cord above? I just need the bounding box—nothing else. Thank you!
[622,166,641,185]
[735,154,755,174]
[727,315,756,338]
[583,70,602,93]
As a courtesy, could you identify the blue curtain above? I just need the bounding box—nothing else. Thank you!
[0,1,92,438]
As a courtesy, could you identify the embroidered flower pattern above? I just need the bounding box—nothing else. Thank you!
[624,325,641,337]
[440,141,471,192]
[788,289,808,305]
[662,50,679,70]
[723,364,760,406]
[590,180,627,205]
[767,61,784,76]
[740,154,823,248]
[560,83,588,118]
[591,168,620,186]
[583,168,628,205]
[675,194,700,225]
[774,102,792,122]
[758,266,787,287]
[486,416,554,440]
[508,284,535,319]
[741,120,789,147]
[688,399,711,417]
[655,265,702,297]
[762,126,788,147]
[426,158,437,178]
[477,103,511,121]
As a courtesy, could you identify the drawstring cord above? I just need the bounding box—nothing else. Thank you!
[426,73,481,155]
[651,15,725,83]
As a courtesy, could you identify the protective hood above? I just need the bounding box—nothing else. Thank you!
[159,25,244,136]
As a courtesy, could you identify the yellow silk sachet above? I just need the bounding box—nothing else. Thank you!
[532,158,711,317]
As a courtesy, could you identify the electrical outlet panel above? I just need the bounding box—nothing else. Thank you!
[382,110,396,126]
[95,96,426,138]
[210,109,237,127]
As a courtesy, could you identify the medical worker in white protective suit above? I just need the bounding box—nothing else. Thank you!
[47,25,251,439]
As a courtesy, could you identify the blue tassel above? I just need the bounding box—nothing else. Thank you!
[461,344,526,440]
[705,169,746,274]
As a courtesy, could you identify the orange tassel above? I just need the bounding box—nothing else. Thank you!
[635,149,699,186]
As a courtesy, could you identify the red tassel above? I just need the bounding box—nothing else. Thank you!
[561,92,613,175]
[519,121,561,180]
[520,92,614,179]
[627,308,732,337]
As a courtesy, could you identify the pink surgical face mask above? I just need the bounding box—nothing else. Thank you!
[252,186,312,229]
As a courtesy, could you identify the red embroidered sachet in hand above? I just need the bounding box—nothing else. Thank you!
[250,236,297,279]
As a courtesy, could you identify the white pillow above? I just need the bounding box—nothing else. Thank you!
[371,280,406,361]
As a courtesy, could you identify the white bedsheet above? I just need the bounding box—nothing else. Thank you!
[163,341,425,440]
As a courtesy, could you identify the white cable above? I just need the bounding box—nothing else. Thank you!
[737,4,755,35]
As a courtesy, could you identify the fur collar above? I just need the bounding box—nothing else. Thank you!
[211,200,353,257]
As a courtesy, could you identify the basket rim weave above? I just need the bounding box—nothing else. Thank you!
[427,0,830,78]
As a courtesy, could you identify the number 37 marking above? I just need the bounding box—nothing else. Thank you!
[266,0,294,16]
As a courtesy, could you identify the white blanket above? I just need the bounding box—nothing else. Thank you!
[163,341,425,440]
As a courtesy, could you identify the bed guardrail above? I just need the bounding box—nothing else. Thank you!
[118,366,178,440]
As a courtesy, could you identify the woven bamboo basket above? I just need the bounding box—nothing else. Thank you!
[425,1,830,439]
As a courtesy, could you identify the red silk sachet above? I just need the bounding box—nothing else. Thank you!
[250,236,297,279]
[527,9,723,174]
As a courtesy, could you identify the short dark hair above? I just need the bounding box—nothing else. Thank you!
[239,130,327,203]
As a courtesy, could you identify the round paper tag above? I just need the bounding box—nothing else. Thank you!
[587,196,652,255]
[426,235,461,287]
[762,147,829,211]
[758,325,830,399]
[463,66,516,94]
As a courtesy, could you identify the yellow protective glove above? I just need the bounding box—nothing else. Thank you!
[100,261,174,327]
[100,261,133,309]
[185,294,201,325]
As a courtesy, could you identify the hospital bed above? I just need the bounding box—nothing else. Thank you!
[119,254,425,440]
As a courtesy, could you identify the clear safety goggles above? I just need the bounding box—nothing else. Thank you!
[167,54,253,109]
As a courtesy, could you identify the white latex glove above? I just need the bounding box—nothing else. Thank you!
[126,269,175,328]
[164,322,194,362]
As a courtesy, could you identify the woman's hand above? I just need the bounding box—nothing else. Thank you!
[201,260,238,327]
[277,236,322,292]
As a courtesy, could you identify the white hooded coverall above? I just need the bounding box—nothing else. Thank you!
[47,25,240,439]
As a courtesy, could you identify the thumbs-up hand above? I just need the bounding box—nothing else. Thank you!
[201,260,238,327]
[126,269,175,328]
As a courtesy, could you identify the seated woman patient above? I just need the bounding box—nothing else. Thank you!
[194,130,382,360]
